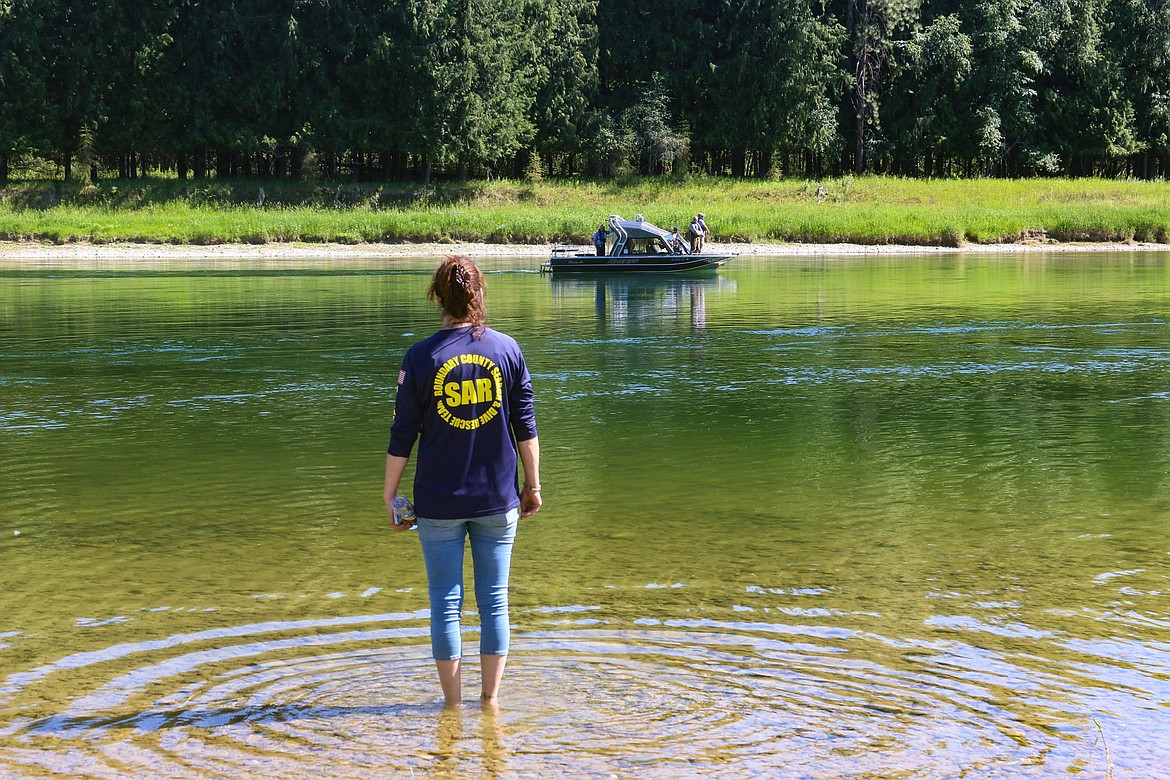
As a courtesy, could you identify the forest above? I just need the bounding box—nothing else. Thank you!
[1,0,1168,184]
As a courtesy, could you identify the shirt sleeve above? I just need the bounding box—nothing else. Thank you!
[387,352,422,457]
[508,349,538,442]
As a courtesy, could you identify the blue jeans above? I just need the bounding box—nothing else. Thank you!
[417,508,518,660]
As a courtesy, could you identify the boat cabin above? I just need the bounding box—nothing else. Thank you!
[604,215,689,257]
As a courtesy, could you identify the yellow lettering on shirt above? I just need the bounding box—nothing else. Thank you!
[460,380,477,406]
[444,382,461,406]
[434,356,460,397]
[434,353,506,430]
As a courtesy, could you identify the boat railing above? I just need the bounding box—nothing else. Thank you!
[607,214,628,256]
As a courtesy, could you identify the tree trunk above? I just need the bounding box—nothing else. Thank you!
[388,151,408,181]
[512,149,529,178]
[854,104,866,175]
[177,153,189,180]
[64,155,72,181]
[290,146,305,180]
[0,154,8,183]
[730,149,746,178]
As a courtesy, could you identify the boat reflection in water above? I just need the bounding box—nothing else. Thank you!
[549,274,736,332]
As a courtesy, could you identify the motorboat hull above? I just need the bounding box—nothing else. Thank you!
[544,253,733,273]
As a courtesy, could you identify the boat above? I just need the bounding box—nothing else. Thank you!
[542,214,735,274]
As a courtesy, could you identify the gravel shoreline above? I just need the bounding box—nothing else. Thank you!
[1,239,1166,268]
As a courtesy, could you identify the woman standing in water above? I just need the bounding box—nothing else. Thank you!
[384,255,541,706]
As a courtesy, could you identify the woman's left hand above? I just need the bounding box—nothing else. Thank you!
[520,487,542,517]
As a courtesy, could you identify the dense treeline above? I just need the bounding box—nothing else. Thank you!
[1,0,1168,184]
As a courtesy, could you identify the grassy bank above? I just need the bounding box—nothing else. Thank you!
[1,176,1168,247]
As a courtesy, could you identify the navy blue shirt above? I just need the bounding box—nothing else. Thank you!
[388,326,537,519]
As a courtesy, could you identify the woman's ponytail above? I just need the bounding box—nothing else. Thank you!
[428,255,486,330]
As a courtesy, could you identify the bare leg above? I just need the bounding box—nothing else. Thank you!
[480,654,508,702]
[436,658,462,706]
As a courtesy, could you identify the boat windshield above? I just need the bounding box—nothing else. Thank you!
[622,237,675,255]
[605,231,619,255]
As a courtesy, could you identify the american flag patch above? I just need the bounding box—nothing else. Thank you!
[398,369,406,385]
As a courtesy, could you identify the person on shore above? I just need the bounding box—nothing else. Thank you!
[688,215,703,253]
[385,255,542,707]
[592,223,609,256]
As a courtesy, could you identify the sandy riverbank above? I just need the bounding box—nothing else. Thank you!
[1,239,1167,268]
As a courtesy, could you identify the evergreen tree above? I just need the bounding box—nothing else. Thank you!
[94,0,181,178]
[1102,0,1170,178]
[702,0,844,176]
[882,13,972,175]
[1032,0,1139,175]
[2,0,1169,181]
[30,0,115,178]
[962,0,1047,174]
[405,0,537,180]
[841,0,921,173]
[0,0,48,180]
[529,0,600,170]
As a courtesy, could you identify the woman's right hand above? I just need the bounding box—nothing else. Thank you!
[387,503,413,532]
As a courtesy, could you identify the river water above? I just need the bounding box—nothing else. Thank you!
[1,252,1168,778]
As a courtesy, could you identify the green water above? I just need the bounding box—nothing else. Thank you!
[2,254,1169,778]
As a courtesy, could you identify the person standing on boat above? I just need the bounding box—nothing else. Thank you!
[385,255,542,707]
[670,226,685,254]
[592,223,609,256]
[697,213,709,253]
[688,215,703,253]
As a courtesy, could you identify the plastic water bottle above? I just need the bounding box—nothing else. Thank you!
[392,495,417,528]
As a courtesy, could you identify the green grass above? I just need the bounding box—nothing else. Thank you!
[1,176,1168,246]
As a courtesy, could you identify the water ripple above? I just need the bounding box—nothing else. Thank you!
[1,612,1157,778]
